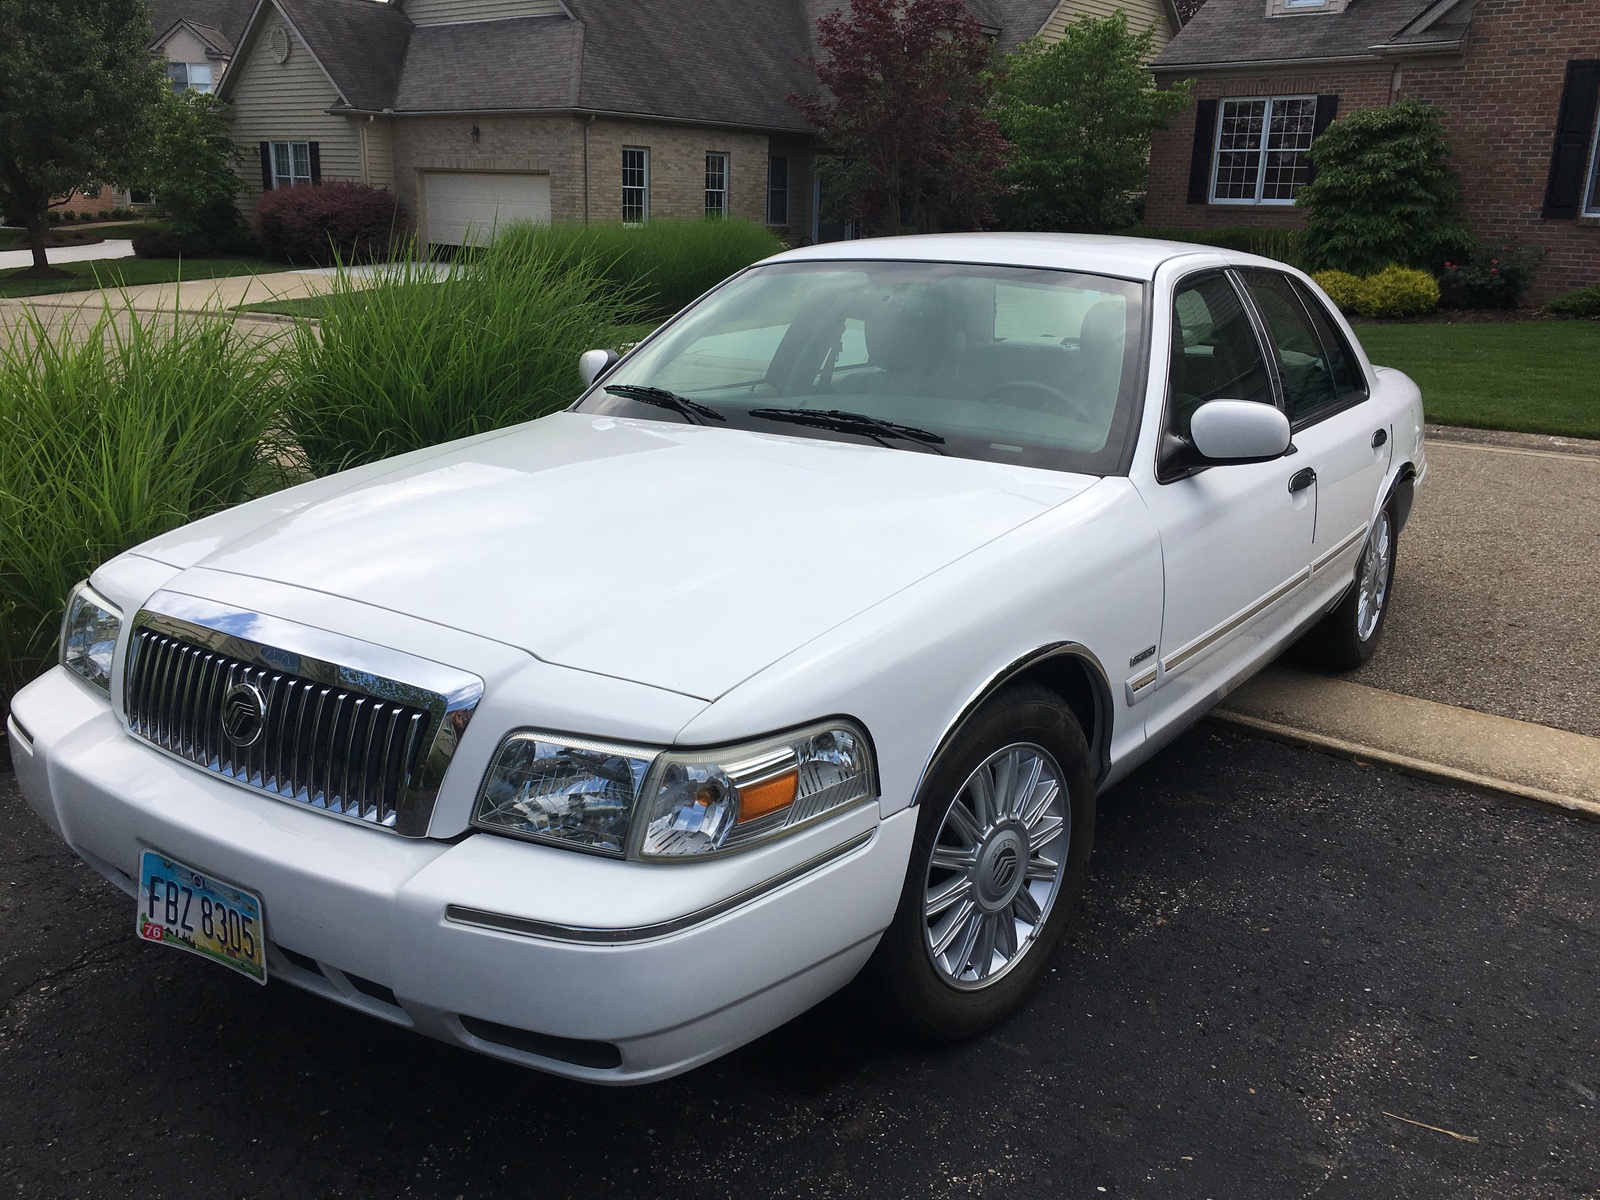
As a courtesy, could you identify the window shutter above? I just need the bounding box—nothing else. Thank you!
[1187,99,1219,204]
[259,142,273,191]
[1542,60,1600,219]
[309,142,322,186]
[1306,95,1340,183]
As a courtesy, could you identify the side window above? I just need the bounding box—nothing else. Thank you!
[1239,269,1338,421]
[1291,279,1368,405]
[1167,273,1275,439]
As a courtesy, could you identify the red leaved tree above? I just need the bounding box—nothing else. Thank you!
[790,0,1011,236]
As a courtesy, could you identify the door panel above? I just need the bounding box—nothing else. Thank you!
[1237,270,1390,593]
[1137,271,1315,741]
[425,171,551,247]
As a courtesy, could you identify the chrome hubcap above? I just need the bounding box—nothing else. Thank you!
[1357,511,1392,642]
[923,743,1069,989]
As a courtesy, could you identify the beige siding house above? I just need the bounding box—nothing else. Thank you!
[218,0,1182,245]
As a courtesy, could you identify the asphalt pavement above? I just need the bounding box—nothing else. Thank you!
[4,727,1597,1199]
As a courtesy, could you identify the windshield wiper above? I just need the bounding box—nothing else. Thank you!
[604,384,726,425]
[747,407,945,452]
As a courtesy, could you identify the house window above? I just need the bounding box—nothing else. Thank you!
[1211,96,1318,204]
[622,147,650,223]
[271,141,312,189]
[705,152,729,217]
[167,62,214,94]
[767,156,790,226]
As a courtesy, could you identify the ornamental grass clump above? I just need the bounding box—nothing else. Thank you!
[279,233,636,475]
[0,304,290,718]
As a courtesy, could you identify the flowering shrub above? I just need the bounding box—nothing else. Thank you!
[255,182,403,265]
[1438,245,1544,309]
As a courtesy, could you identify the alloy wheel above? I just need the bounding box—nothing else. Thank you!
[922,743,1069,989]
[1356,510,1393,642]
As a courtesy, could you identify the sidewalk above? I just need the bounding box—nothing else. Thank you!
[1217,424,1600,816]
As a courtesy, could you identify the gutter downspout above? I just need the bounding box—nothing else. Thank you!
[584,114,594,224]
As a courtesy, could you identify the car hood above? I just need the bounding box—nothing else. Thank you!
[135,413,1098,699]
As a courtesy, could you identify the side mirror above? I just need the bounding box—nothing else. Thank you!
[579,348,620,388]
[1188,400,1292,463]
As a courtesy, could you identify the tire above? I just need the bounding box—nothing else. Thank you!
[867,683,1095,1043]
[1306,503,1398,671]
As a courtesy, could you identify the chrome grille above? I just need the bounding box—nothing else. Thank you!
[123,595,483,837]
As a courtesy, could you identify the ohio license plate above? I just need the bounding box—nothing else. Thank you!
[136,850,267,984]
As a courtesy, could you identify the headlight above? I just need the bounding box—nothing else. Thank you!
[473,720,875,860]
[59,581,122,696]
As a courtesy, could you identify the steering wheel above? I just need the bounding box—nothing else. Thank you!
[983,379,1096,424]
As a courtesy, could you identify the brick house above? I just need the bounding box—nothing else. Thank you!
[215,0,1179,248]
[1144,0,1600,304]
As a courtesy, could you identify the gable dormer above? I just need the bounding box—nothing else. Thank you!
[399,0,569,26]
[1266,0,1352,17]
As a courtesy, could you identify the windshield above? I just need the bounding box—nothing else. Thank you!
[576,260,1147,474]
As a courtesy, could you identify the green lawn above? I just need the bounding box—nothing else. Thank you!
[0,256,287,299]
[1355,321,1600,440]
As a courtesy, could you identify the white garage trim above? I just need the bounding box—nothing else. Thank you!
[423,170,551,247]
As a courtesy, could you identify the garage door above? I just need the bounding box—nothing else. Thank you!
[425,171,551,247]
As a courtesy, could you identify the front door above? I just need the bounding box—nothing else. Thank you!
[1135,271,1316,745]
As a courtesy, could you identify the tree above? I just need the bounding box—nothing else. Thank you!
[1297,99,1475,276]
[134,88,242,246]
[994,15,1191,233]
[0,0,161,273]
[791,0,1010,236]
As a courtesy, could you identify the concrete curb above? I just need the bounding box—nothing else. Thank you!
[1208,709,1600,822]
[1212,666,1600,822]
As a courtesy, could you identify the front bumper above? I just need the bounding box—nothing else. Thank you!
[8,668,912,1084]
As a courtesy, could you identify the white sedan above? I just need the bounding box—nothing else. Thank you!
[8,234,1423,1083]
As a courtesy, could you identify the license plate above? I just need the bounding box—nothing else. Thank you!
[136,850,267,984]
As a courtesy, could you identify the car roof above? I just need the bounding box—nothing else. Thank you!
[764,232,1232,282]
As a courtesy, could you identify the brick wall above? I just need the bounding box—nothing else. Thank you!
[1146,0,1600,304]
[391,114,588,231]
[1145,65,1398,232]
[1396,0,1600,302]
[583,118,772,225]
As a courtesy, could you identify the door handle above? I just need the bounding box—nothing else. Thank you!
[1288,467,1317,494]
[1372,428,1388,449]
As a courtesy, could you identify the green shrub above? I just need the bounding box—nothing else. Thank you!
[1544,286,1600,318]
[96,209,111,221]
[1298,99,1475,276]
[500,219,783,318]
[1438,245,1545,309]
[279,235,635,475]
[1131,225,1304,267]
[1311,269,1364,312]
[1352,265,1439,319]
[0,305,289,719]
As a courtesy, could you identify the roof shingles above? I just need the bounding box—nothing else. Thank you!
[1150,0,1464,70]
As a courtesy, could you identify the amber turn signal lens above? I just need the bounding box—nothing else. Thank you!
[736,770,798,823]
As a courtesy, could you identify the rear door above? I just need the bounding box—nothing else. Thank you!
[1237,269,1390,601]
[1135,270,1316,743]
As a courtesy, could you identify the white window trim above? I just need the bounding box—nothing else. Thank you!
[270,140,312,189]
[1210,94,1317,206]
[1583,99,1600,218]
[705,151,729,218]
[622,146,650,225]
